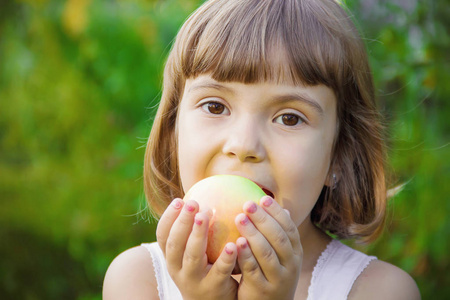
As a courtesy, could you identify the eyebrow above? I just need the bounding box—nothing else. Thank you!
[273,92,324,115]
[188,82,236,95]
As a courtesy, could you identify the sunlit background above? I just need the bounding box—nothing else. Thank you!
[1,0,449,299]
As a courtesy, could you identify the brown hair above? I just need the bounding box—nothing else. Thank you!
[144,0,386,243]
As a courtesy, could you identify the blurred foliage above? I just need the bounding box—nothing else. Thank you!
[0,0,448,299]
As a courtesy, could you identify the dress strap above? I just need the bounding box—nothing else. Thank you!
[307,240,377,300]
[141,242,183,300]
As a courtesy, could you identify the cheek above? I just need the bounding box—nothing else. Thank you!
[276,140,332,223]
[177,114,198,192]
[177,112,217,193]
[281,140,331,184]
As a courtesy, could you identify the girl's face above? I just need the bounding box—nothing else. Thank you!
[177,74,337,228]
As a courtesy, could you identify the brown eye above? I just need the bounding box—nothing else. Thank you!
[203,102,227,114]
[274,114,302,126]
[282,114,299,126]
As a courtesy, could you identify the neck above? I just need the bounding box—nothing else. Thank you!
[298,216,332,272]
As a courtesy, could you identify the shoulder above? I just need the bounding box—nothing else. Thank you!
[348,259,421,300]
[103,245,159,300]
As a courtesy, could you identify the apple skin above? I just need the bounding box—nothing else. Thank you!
[183,175,266,264]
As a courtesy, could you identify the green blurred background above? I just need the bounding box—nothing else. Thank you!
[0,0,448,299]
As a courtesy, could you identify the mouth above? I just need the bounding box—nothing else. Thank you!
[237,177,275,199]
[262,188,275,199]
[214,173,275,199]
[256,185,274,199]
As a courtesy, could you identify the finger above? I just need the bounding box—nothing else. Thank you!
[244,200,292,260]
[183,212,210,275]
[235,211,279,279]
[207,242,238,282]
[156,198,184,256]
[259,196,302,257]
[165,200,199,273]
[236,237,265,283]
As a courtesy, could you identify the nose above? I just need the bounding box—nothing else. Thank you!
[222,116,266,163]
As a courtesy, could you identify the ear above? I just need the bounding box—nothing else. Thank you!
[325,171,339,189]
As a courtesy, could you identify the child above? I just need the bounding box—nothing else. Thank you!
[103,0,421,299]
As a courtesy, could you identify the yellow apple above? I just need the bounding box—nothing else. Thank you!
[183,175,266,263]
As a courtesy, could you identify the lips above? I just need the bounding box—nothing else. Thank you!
[237,178,274,199]
[261,188,274,198]
[256,185,274,199]
[212,173,275,199]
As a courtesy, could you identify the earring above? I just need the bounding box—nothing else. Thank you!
[332,173,338,189]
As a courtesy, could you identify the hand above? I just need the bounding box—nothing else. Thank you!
[234,196,302,300]
[156,198,238,300]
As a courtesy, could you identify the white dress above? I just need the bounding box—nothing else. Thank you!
[141,239,376,300]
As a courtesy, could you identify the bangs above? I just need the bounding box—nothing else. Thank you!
[173,0,355,88]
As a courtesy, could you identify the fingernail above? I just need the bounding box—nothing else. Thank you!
[245,202,257,214]
[194,215,203,226]
[261,196,273,207]
[205,208,213,219]
[225,245,234,255]
[239,214,249,225]
[239,240,248,249]
[185,204,195,212]
[171,199,183,210]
